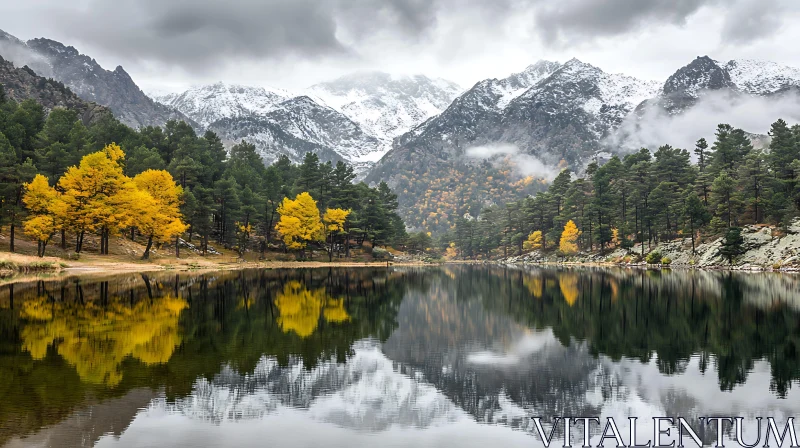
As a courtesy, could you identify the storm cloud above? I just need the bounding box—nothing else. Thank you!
[16,0,796,68]
[3,0,800,90]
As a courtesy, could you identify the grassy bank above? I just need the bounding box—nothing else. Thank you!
[0,253,66,278]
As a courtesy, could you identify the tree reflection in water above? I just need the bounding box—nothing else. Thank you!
[0,266,798,446]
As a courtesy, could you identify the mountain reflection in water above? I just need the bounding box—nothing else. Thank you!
[0,266,798,447]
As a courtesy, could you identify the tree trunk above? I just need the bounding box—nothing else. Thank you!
[176,235,180,258]
[61,229,67,250]
[142,235,154,260]
[9,221,14,253]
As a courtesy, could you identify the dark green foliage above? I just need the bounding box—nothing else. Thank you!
[718,227,746,265]
[0,92,407,256]
[448,119,800,260]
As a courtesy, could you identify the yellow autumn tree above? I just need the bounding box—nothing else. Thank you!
[611,227,620,247]
[22,174,61,256]
[559,220,580,256]
[276,192,323,257]
[131,169,187,259]
[322,207,350,261]
[523,230,543,252]
[57,143,129,254]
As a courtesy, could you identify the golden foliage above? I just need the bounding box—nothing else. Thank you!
[131,169,187,243]
[523,230,543,251]
[323,208,350,233]
[22,174,61,245]
[559,220,581,255]
[276,192,323,250]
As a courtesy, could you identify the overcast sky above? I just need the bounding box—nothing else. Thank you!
[3,0,800,94]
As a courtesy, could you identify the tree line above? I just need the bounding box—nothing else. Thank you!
[444,120,800,260]
[0,85,407,258]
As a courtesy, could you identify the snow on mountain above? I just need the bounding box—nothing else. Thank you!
[493,60,563,109]
[515,58,660,134]
[725,59,800,95]
[207,95,381,171]
[307,72,462,145]
[154,82,290,127]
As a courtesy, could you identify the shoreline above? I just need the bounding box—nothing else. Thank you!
[0,252,437,285]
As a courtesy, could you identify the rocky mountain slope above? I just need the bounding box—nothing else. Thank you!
[157,72,461,169]
[208,96,381,166]
[0,54,110,125]
[367,56,800,231]
[0,29,195,129]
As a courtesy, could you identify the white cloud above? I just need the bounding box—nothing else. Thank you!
[608,90,800,151]
[465,143,560,180]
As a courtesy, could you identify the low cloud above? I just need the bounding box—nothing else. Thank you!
[608,89,800,152]
[0,39,53,77]
[465,143,560,180]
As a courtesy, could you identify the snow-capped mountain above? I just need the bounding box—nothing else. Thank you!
[154,82,290,128]
[0,29,196,129]
[725,59,800,95]
[160,72,462,168]
[207,95,381,167]
[367,56,800,230]
[307,72,462,148]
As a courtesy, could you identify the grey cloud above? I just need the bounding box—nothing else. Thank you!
[12,0,798,77]
[36,0,519,71]
[531,0,712,45]
[45,0,349,71]
[529,0,798,47]
[720,0,786,44]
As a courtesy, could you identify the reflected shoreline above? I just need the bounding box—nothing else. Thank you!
[1,266,799,447]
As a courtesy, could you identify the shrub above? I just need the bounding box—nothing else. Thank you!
[372,247,394,260]
[661,257,672,265]
[773,262,783,270]
[645,251,662,264]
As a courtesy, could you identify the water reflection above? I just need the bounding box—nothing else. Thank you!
[0,266,799,447]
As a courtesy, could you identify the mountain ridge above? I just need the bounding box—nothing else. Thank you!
[0,30,197,129]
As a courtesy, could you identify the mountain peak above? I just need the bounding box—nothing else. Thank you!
[662,55,734,96]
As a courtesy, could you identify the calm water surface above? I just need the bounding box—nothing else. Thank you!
[1,266,799,447]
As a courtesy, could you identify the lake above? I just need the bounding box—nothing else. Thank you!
[1,266,799,447]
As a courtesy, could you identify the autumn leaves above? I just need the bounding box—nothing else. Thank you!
[522,220,581,257]
[275,191,350,260]
[21,143,354,260]
[22,143,186,258]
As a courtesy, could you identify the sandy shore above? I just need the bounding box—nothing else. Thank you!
[0,251,434,285]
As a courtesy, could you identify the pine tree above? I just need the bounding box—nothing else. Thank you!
[718,226,745,265]
[683,192,710,254]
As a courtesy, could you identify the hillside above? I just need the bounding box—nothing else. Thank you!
[0,54,110,124]
[0,29,196,129]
